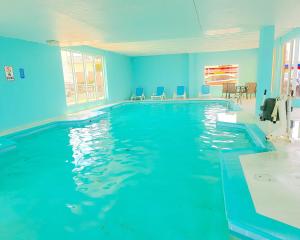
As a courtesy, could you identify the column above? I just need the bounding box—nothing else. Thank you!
[256,26,275,115]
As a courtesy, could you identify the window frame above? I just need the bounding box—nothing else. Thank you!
[280,39,300,98]
[61,49,107,106]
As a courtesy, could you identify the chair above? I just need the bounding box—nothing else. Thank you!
[227,83,237,98]
[246,82,257,99]
[131,87,145,100]
[151,86,166,100]
[235,85,247,103]
[199,85,211,97]
[174,86,186,99]
[222,83,229,98]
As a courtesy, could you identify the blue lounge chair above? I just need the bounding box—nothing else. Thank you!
[131,87,145,100]
[199,85,211,97]
[174,86,186,99]
[151,86,166,100]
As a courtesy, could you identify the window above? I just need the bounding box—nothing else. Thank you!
[61,50,106,105]
[281,39,300,97]
[204,64,239,86]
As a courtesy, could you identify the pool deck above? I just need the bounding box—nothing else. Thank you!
[218,98,300,239]
[0,98,300,239]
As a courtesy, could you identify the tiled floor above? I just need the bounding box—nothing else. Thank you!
[240,150,300,229]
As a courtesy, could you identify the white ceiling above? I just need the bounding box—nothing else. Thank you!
[0,0,300,56]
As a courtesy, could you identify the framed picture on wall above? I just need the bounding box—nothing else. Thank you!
[204,64,239,86]
[4,66,14,80]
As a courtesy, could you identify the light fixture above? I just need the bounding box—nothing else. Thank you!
[205,27,241,36]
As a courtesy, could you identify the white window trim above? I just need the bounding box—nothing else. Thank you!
[61,49,107,106]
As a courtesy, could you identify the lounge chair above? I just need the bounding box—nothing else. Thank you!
[131,87,145,100]
[199,85,211,97]
[174,86,186,99]
[151,86,166,100]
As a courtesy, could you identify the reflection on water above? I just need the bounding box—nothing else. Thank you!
[69,117,143,198]
[198,105,250,151]
[68,104,252,200]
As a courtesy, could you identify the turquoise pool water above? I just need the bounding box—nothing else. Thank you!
[0,102,256,240]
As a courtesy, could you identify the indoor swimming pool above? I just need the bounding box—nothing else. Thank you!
[0,101,259,239]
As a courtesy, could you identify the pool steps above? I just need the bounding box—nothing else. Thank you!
[216,122,274,151]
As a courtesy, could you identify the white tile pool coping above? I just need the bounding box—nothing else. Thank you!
[0,98,229,138]
[0,101,126,138]
[1,98,299,239]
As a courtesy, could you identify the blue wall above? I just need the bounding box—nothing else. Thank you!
[255,26,275,114]
[5,30,299,132]
[0,37,66,132]
[0,38,132,132]
[132,49,258,98]
[189,49,258,97]
[0,36,261,132]
[131,54,189,97]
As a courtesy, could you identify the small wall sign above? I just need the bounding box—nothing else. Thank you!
[19,68,25,79]
[4,66,14,80]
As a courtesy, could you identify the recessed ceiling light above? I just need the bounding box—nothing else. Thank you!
[205,28,241,36]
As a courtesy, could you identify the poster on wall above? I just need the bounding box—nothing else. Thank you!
[204,64,239,86]
[4,66,14,80]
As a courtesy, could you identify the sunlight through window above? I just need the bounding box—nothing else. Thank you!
[61,50,106,105]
